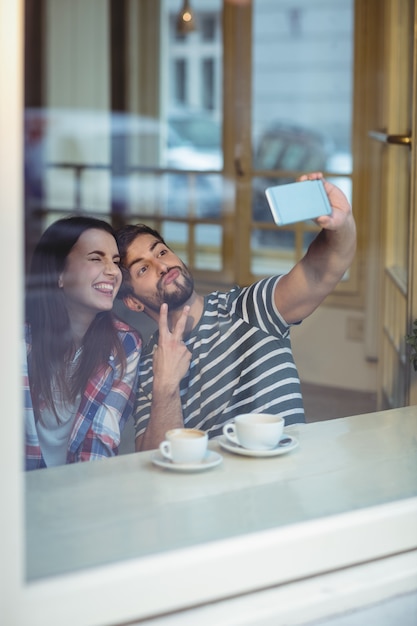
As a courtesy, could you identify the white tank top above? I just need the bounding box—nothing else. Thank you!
[36,398,80,466]
[36,348,82,467]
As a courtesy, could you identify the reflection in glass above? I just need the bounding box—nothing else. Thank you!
[195,224,222,270]
[165,171,223,218]
[251,0,353,275]
[327,176,352,205]
[252,1,353,160]
[24,0,223,275]
[302,230,317,253]
[251,228,296,276]
[162,220,189,266]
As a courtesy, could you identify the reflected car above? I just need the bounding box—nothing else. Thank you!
[252,121,335,225]
[165,108,223,217]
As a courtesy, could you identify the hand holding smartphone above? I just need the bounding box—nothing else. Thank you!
[265,179,332,226]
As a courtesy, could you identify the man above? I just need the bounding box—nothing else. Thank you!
[116,172,356,451]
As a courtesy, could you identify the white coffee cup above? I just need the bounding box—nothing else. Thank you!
[159,428,208,464]
[223,413,284,450]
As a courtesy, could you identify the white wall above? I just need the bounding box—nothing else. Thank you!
[292,306,377,392]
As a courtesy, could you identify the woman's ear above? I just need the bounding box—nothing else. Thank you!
[123,294,145,313]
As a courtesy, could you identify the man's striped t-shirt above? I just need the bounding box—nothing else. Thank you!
[133,275,305,439]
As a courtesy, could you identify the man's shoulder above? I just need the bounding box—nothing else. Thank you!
[204,285,241,308]
[205,277,280,309]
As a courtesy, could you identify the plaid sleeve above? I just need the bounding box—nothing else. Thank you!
[68,327,141,462]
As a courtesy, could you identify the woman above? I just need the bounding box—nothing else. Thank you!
[24,216,141,470]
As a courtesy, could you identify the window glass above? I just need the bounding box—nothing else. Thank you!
[174,59,187,104]
[201,14,216,41]
[252,1,353,169]
[195,223,222,270]
[251,0,353,277]
[162,220,189,266]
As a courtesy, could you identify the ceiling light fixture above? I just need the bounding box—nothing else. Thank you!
[177,0,197,35]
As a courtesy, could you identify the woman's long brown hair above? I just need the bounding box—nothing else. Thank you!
[26,216,126,422]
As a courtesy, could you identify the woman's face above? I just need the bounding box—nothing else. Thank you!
[59,229,122,322]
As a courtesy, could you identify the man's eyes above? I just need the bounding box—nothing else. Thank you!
[133,248,169,276]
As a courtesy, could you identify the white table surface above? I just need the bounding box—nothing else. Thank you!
[25,406,417,582]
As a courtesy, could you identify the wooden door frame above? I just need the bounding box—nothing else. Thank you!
[407,0,417,404]
[358,0,417,407]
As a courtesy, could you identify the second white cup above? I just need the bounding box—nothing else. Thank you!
[223,413,284,450]
[159,428,208,464]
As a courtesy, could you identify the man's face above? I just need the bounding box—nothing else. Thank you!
[123,234,194,313]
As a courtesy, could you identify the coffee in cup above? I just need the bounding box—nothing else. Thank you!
[159,428,208,464]
[223,413,284,450]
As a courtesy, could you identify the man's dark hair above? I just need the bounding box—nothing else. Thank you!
[115,224,167,299]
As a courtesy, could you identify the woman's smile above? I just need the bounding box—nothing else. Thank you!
[93,281,117,296]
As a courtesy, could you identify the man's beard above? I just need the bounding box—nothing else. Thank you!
[140,265,194,313]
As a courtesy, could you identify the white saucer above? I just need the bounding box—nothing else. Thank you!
[151,450,223,472]
[218,435,299,457]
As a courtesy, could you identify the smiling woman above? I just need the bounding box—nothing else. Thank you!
[24,216,142,469]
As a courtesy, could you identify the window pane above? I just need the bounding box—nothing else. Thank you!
[162,221,189,266]
[174,59,187,104]
[195,224,222,270]
[167,0,222,118]
[201,14,216,41]
[164,171,222,218]
[202,58,214,110]
[251,0,353,273]
[252,174,296,225]
[251,228,297,276]
[252,0,353,167]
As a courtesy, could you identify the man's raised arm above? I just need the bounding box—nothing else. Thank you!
[274,172,357,325]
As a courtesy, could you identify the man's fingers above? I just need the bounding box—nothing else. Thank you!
[172,305,190,341]
[158,303,169,339]
[158,303,190,342]
[297,171,323,182]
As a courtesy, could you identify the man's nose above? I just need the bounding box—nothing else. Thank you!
[155,259,168,274]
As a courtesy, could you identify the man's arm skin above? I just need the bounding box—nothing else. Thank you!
[135,303,191,452]
[275,172,357,325]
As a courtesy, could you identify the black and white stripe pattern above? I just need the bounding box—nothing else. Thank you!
[133,276,305,439]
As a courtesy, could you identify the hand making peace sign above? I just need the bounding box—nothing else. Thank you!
[153,303,192,389]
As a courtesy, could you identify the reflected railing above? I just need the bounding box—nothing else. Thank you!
[27,160,354,283]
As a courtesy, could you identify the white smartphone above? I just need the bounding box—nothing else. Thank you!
[265,179,332,226]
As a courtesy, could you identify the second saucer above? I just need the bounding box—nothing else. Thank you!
[218,435,299,457]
